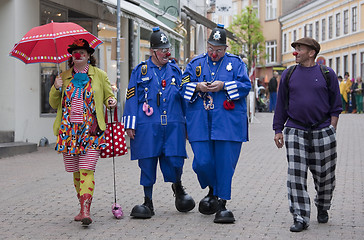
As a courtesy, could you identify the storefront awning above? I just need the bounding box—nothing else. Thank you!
[103,0,183,42]
[181,6,243,45]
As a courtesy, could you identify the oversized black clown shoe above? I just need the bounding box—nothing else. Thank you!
[172,181,195,212]
[214,199,235,224]
[198,186,219,215]
[130,197,155,219]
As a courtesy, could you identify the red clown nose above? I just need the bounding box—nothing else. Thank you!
[212,53,217,58]
[74,52,81,59]
[292,51,298,56]
[166,52,171,57]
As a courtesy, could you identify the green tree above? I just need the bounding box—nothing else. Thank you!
[227,6,265,72]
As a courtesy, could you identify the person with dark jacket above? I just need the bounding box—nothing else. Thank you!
[268,71,279,112]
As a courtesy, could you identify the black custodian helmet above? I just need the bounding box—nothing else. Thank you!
[208,24,227,46]
[150,27,171,49]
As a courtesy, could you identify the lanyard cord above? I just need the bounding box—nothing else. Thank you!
[206,55,225,82]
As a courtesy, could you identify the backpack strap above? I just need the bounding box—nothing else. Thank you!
[284,65,297,110]
[319,64,334,106]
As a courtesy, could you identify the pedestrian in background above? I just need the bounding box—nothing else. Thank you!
[123,27,195,219]
[273,37,342,232]
[349,76,357,113]
[337,75,343,86]
[352,76,364,113]
[340,72,352,113]
[49,39,117,226]
[268,71,279,112]
[181,24,251,224]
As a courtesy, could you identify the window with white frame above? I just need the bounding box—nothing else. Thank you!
[352,53,357,78]
[315,21,319,40]
[266,0,276,20]
[305,24,313,38]
[266,40,277,64]
[344,55,348,74]
[344,10,348,34]
[283,33,287,53]
[253,0,259,17]
[322,18,326,41]
[329,58,333,69]
[233,1,238,16]
[352,6,357,32]
[336,13,340,37]
[361,52,364,79]
[293,30,297,42]
[329,16,333,39]
[336,57,340,76]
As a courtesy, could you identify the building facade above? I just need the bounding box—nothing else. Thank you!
[1,0,182,144]
[281,0,364,80]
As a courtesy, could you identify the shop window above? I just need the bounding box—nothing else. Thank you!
[40,3,67,114]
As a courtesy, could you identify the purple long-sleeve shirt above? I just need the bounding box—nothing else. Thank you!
[273,64,342,134]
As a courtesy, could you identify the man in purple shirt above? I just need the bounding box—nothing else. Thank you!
[273,37,342,232]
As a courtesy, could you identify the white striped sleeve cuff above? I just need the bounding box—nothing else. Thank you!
[184,82,197,101]
[123,115,136,129]
[224,81,240,100]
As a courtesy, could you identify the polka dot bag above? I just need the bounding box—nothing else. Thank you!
[100,108,128,158]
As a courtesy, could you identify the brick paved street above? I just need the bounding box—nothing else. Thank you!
[0,112,363,240]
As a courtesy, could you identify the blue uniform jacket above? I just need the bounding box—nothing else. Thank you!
[123,58,187,160]
[181,53,251,142]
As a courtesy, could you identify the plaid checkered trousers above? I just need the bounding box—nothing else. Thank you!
[284,125,337,225]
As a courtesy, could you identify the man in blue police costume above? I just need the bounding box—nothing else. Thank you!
[181,24,251,223]
[123,27,195,219]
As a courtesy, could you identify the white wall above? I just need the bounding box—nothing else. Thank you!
[0,0,16,133]
[1,0,57,144]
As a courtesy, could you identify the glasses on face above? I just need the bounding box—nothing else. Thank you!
[208,47,225,54]
[154,48,169,53]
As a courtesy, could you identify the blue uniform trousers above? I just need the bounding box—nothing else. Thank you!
[190,140,242,200]
[138,156,184,186]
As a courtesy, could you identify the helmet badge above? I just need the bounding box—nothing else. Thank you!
[213,31,221,41]
[160,34,168,44]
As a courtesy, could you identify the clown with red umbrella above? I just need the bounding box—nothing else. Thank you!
[48,37,117,226]
[10,21,124,224]
[10,21,117,226]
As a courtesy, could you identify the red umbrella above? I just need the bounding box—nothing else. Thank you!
[9,21,103,65]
